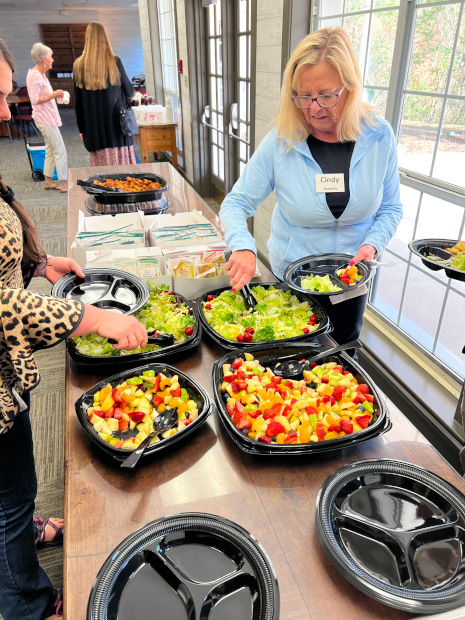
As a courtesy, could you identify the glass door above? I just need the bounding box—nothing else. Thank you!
[201,0,255,201]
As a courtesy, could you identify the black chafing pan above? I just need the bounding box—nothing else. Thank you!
[212,343,390,455]
[80,172,169,204]
[283,253,372,295]
[197,281,332,350]
[52,267,149,314]
[87,512,279,620]
[409,238,465,282]
[316,458,465,614]
[75,363,214,462]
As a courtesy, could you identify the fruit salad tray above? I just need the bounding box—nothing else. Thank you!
[409,238,465,282]
[67,285,201,366]
[283,253,372,295]
[75,363,214,462]
[212,343,390,455]
[198,282,332,350]
[87,512,279,620]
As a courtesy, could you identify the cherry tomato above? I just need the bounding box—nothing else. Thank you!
[207,295,214,301]
[184,326,194,336]
[236,334,244,342]
[302,327,310,334]
[243,332,253,342]
[205,303,212,310]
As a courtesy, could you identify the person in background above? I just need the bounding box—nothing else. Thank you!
[0,40,148,620]
[26,43,68,193]
[73,21,136,166]
[220,27,403,349]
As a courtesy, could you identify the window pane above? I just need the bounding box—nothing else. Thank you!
[449,14,465,96]
[345,0,370,13]
[414,193,465,243]
[406,5,460,94]
[210,39,216,74]
[212,111,218,129]
[240,140,247,160]
[366,11,398,88]
[208,4,215,36]
[211,77,217,110]
[218,79,223,112]
[215,2,222,36]
[370,253,407,323]
[239,35,247,79]
[373,0,398,9]
[321,0,344,17]
[388,185,421,259]
[343,14,370,68]
[397,94,443,176]
[364,88,388,118]
[436,290,465,379]
[320,17,343,28]
[218,147,225,181]
[239,80,247,121]
[217,38,223,74]
[212,145,218,176]
[239,0,248,32]
[399,268,446,350]
[433,99,465,189]
[240,122,248,144]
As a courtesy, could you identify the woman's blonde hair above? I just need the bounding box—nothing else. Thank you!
[275,27,373,148]
[73,22,120,90]
[31,43,53,65]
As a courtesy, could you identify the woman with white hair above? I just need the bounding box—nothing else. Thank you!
[220,27,403,350]
[26,42,68,192]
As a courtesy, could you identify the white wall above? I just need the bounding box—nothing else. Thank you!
[0,10,144,86]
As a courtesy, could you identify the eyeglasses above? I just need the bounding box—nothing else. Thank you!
[291,86,345,109]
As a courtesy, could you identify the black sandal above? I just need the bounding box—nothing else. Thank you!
[33,517,64,549]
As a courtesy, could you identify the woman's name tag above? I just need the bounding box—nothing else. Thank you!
[315,173,345,193]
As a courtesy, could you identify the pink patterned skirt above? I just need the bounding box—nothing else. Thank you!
[89,146,137,167]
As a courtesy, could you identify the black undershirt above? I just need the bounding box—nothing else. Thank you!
[307,134,355,219]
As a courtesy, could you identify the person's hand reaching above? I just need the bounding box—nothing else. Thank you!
[349,244,377,266]
[44,257,85,284]
[70,305,148,350]
[225,250,256,290]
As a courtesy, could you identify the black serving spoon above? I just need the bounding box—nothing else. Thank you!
[120,408,178,469]
[272,340,362,378]
[225,251,258,310]
[108,331,175,347]
[77,179,125,193]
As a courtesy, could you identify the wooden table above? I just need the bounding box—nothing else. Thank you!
[7,93,31,139]
[133,123,178,169]
[65,164,465,619]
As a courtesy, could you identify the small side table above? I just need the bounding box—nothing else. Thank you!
[134,123,178,170]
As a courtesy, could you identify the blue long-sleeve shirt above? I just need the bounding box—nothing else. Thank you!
[220,117,403,279]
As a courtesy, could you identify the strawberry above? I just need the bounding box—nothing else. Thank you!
[91,409,104,418]
[257,435,272,443]
[339,419,353,434]
[236,380,248,391]
[236,370,246,380]
[104,406,115,418]
[357,384,370,394]
[118,419,128,432]
[226,403,235,417]
[315,427,325,441]
[223,375,236,383]
[266,421,285,437]
[234,401,245,415]
[153,395,164,407]
[321,376,329,384]
[264,403,282,420]
[230,382,239,394]
[128,411,145,423]
[327,423,341,433]
[113,408,124,420]
[364,394,374,402]
[284,380,293,389]
[282,405,292,418]
[170,386,181,397]
[356,415,371,429]
[231,359,243,370]
[284,432,298,444]
[332,386,346,401]
[305,406,317,417]
[237,418,252,430]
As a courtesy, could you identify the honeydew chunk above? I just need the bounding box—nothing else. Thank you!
[98,432,113,443]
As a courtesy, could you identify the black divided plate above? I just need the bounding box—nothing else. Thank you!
[52,268,149,314]
[409,238,465,282]
[316,459,465,614]
[198,281,332,351]
[283,253,372,295]
[75,363,214,462]
[66,292,200,366]
[81,172,169,204]
[87,512,279,620]
[212,344,390,455]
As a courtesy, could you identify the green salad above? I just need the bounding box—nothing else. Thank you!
[202,285,320,343]
[300,274,342,293]
[451,252,465,271]
[73,284,195,357]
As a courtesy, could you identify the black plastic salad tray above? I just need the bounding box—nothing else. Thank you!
[81,172,169,204]
[212,343,390,455]
[316,459,465,614]
[409,238,465,282]
[87,512,279,620]
[198,282,332,351]
[66,292,200,366]
[283,253,372,295]
[75,363,214,463]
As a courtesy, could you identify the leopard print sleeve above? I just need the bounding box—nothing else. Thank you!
[0,287,84,434]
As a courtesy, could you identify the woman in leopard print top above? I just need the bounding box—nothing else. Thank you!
[0,40,148,620]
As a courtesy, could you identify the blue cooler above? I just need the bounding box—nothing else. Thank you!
[26,137,58,180]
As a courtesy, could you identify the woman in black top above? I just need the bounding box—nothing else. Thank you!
[73,22,136,166]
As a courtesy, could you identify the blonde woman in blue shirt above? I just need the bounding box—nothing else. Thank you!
[220,27,402,348]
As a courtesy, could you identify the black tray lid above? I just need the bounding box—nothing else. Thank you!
[66,292,200,366]
[212,344,390,455]
[283,253,372,295]
[52,267,149,315]
[75,362,214,462]
[81,172,169,204]
[85,192,170,216]
[197,281,332,350]
[87,512,279,620]
[409,238,465,282]
[315,458,465,614]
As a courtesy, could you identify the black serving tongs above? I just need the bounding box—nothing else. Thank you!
[108,331,175,347]
[225,251,258,311]
[273,340,362,378]
[77,179,125,193]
